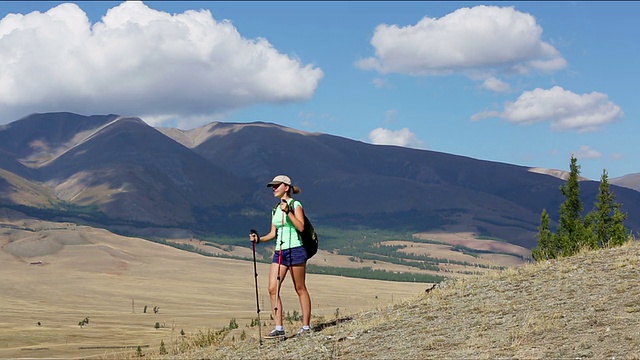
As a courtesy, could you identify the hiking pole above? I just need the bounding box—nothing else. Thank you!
[250,229,263,346]
[275,247,283,314]
[273,204,286,333]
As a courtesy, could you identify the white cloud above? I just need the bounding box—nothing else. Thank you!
[356,5,566,77]
[368,128,425,149]
[0,2,323,128]
[573,145,603,159]
[471,86,624,132]
[481,77,511,92]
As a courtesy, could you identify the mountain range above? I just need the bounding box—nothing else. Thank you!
[1,112,639,250]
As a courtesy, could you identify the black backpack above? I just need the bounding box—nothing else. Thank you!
[273,200,318,258]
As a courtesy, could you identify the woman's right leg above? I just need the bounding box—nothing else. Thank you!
[268,262,288,327]
[289,263,311,327]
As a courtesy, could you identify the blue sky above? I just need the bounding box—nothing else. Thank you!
[0,1,638,180]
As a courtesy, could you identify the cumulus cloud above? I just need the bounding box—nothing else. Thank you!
[471,86,624,132]
[356,5,566,78]
[573,145,603,159]
[368,127,425,149]
[0,2,323,127]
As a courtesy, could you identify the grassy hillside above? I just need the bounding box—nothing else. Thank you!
[0,210,430,359]
[157,240,640,359]
[4,208,638,359]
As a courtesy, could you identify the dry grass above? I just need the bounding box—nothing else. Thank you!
[0,211,429,359]
[166,240,640,359]
[6,209,639,359]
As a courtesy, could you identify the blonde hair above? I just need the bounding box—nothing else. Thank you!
[290,186,301,194]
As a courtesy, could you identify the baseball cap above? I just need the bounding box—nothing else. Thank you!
[266,175,292,187]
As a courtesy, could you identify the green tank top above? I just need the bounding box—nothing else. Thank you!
[272,200,303,251]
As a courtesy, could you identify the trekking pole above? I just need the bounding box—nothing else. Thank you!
[250,229,263,346]
[275,247,283,314]
[274,204,286,330]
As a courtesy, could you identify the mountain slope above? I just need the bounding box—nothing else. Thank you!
[0,168,61,208]
[39,116,253,226]
[0,148,35,179]
[199,241,640,359]
[2,113,640,249]
[611,172,640,192]
[164,121,640,248]
[0,112,119,169]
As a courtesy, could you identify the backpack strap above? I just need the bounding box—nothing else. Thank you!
[273,199,298,214]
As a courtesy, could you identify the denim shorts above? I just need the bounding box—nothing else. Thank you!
[272,246,308,266]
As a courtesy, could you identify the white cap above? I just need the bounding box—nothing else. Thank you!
[266,175,292,187]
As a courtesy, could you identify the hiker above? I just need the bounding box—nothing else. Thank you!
[249,175,312,338]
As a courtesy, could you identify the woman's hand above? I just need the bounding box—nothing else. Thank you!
[280,199,290,213]
[249,229,260,243]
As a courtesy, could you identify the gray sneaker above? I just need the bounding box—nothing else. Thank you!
[297,327,311,336]
[264,329,285,338]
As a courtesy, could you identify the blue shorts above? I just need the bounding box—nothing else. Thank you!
[272,246,308,266]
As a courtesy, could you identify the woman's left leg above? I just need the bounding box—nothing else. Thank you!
[268,262,289,327]
[290,263,311,326]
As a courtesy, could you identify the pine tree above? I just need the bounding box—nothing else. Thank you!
[594,170,614,247]
[556,155,587,256]
[589,170,629,247]
[534,157,631,262]
[609,207,629,246]
[532,209,555,260]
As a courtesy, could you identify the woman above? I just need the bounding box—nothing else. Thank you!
[249,175,312,338]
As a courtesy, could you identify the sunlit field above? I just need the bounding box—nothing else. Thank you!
[0,218,429,359]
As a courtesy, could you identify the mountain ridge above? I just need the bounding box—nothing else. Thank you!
[1,112,639,250]
[610,172,640,192]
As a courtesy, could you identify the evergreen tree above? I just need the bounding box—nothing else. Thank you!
[556,155,587,256]
[589,170,629,247]
[609,207,629,246]
[532,209,555,260]
[593,170,614,247]
[535,157,631,262]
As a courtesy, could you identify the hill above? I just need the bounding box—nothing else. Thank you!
[611,172,640,192]
[2,112,640,273]
[2,203,639,359]
[176,240,640,359]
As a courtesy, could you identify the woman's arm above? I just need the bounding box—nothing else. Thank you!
[259,223,277,243]
[249,223,276,243]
